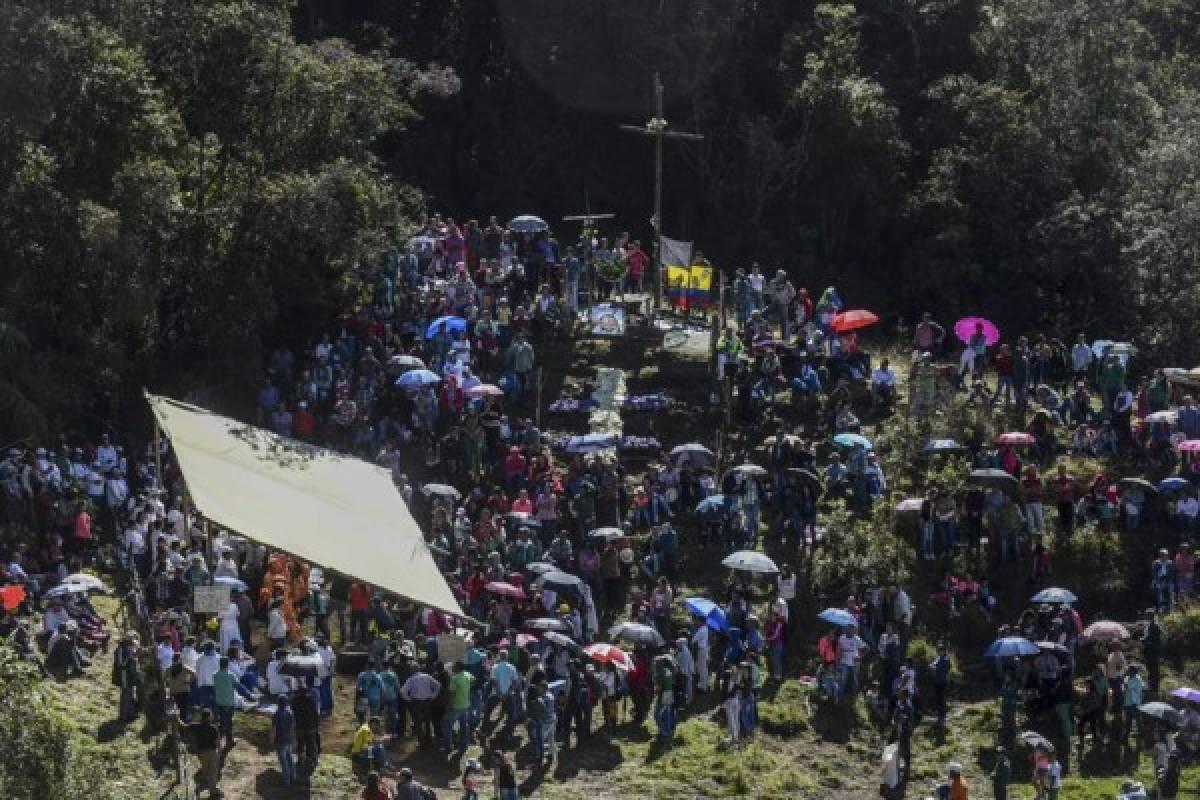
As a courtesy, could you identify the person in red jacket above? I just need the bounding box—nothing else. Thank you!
[348,582,372,646]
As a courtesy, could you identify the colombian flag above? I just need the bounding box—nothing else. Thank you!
[662,236,713,309]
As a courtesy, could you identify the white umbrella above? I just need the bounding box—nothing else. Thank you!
[721,550,779,574]
[63,573,107,592]
[670,443,715,461]
[212,575,249,592]
[422,483,462,501]
[729,464,769,478]
[466,384,505,398]
[44,584,88,599]
[388,354,426,371]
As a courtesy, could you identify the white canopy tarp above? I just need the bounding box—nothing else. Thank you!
[147,393,462,617]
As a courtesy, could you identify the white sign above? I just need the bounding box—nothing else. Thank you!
[193,584,231,614]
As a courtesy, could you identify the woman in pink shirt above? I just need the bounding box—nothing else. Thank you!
[510,489,533,515]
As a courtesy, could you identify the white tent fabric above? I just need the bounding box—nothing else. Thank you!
[147,393,462,617]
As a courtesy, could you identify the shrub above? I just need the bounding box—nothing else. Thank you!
[1162,605,1200,661]
[0,648,86,800]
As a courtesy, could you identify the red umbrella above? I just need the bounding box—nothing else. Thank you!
[831,310,879,333]
[0,584,26,611]
[485,581,527,600]
[994,432,1036,446]
[584,643,633,669]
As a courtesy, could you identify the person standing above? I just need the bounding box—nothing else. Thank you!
[213,657,237,750]
[185,708,222,798]
[293,686,321,768]
[1142,613,1163,695]
[931,642,952,727]
[442,662,475,751]
[115,634,143,723]
[272,694,297,787]
[990,747,1011,800]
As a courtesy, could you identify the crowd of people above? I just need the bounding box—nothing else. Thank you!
[2,210,1199,799]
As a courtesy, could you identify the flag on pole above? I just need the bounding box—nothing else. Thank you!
[661,236,712,309]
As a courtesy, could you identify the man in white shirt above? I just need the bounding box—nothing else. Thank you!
[1071,333,1093,381]
[836,625,868,697]
[691,618,711,692]
[891,585,913,651]
[166,498,185,538]
[266,650,296,698]
[94,435,118,471]
[194,641,220,709]
[871,358,898,405]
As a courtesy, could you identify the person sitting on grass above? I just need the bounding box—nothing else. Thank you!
[351,717,388,773]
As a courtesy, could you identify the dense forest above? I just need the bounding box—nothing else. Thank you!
[2,0,1200,438]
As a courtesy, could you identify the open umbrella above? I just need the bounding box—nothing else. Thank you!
[1082,620,1130,641]
[970,469,1019,494]
[1169,687,1200,704]
[280,653,324,679]
[817,608,858,627]
[831,309,879,333]
[684,597,728,631]
[466,383,505,398]
[609,621,665,648]
[425,315,467,339]
[43,584,87,599]
[388,354,426,370]
[1036,641,1070,657]
[498,633,538,647]
[1031,587,1077,605]
[1177,440,1200,453]
[1139,701,1181,725]
[536,570,586,593]
[832,433,872,450]
[984,637,1040,658]
[1157,477,1191,493]
[721,550,779,574]
[954,317,1001,346]
[212,576,248,592]
[508,214,549,233]
[504,511,540,527]
[0,585,26,611]
[543,631,577,649]
[728,464,769,479]
[422,483,461,501]
[670,443,715,464]
[785,467,822,488]
[922,439,964,454]
[524,561,556,575]
[525,617,569,632]
[695,494,734,515]
[1018,731,1054,751]
[1092,340,1137,360]
[1145,411,1178,425]
[1119,477,1158,493]
[588,527,626,543]
[895,497,924,513]
[584,643,633,669]
[994,432,1036,446]
[566,433,618,454]
[396,369,441,388]
[485,581,526,600]
[63,573,107,592]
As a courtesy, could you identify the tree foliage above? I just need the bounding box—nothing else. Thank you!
[0,0,427,438]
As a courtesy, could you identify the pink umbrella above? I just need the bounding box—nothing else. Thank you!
[954,317,1000,346]
[583,643,634,669]
[1082,620,1130,641]
[994,432,1036,446]
[485,581,527,599]
[1178,440,1200,453]
[497,633,538,647]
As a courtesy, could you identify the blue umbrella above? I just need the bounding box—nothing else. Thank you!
[1158,477,1191,493]
[396,369,441,388]
[695,494,733,515]
[983,637,1040,658]
[684,597,728,631]
[565,433,617,454]
[832,433,872,450]
[425,315,467,339]
[817,608,858,627]
[1031,587,1078,604]
[922,438,964,454]
[508,214,549,233]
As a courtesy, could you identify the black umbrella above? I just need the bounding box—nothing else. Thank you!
[536,570,586,594]
[1018,730,1054,751]
[1119,477,1158,494]
[969,469,1019,494]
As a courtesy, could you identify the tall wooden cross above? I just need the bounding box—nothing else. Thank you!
[619,72,704,310]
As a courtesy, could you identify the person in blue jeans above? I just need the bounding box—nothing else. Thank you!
[272,694,297,786]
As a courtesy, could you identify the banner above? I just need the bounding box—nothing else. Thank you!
[193,584,231,614]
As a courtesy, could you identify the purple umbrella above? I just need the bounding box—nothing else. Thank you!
[954,317,1000,346]
[1170,686,1200,704]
